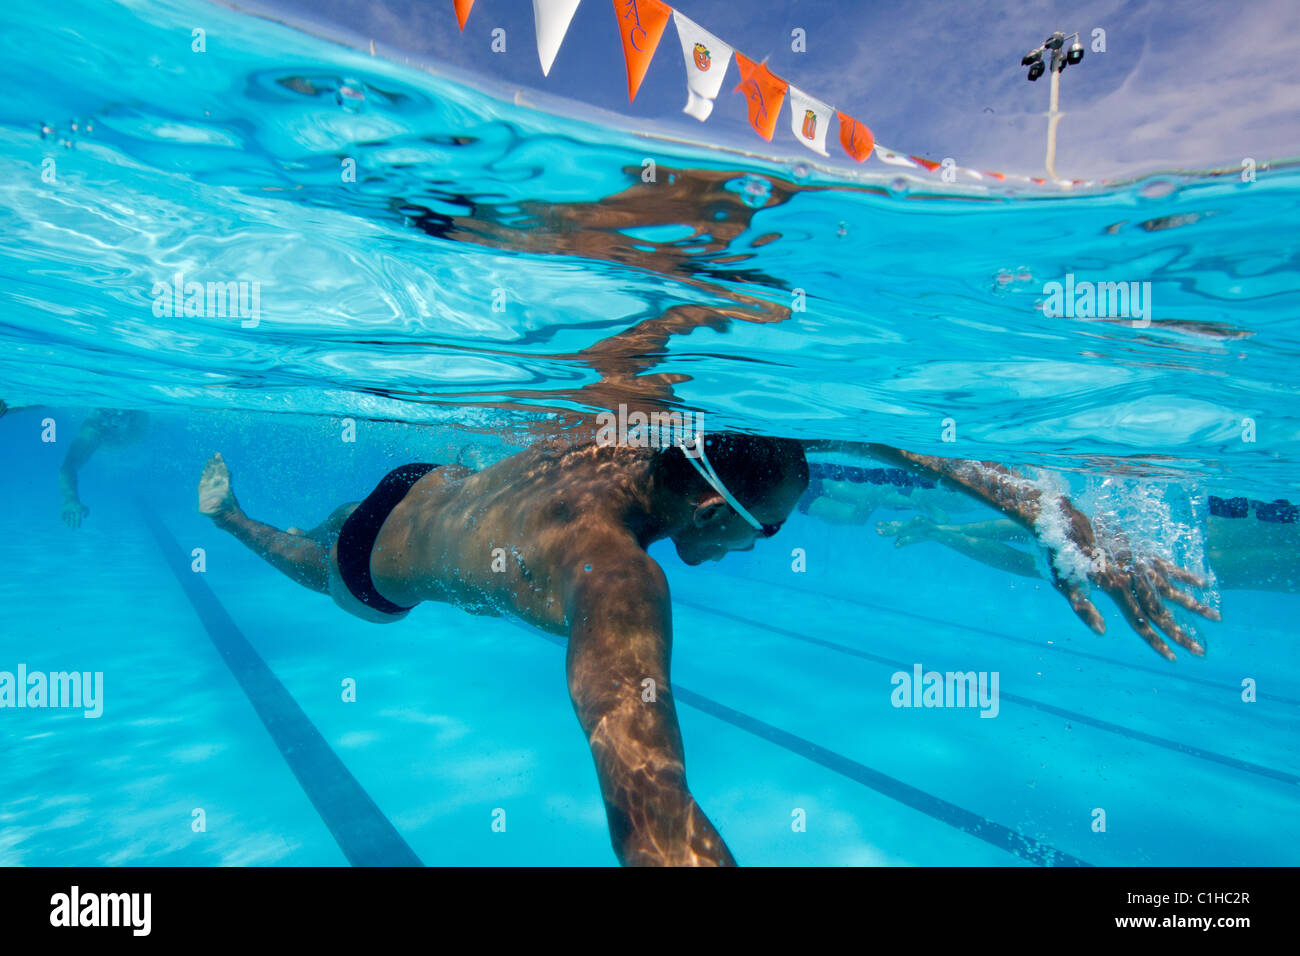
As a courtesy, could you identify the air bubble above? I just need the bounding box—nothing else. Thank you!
[737,174,772,209]
[1138,178,1177,199]
[336,79,366,113]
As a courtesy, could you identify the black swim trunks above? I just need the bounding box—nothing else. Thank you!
[337,462,441,615]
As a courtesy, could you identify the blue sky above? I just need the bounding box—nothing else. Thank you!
[236,0,1300,179]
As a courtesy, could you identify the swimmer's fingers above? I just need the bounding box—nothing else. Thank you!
[1151,556,1206,588]
[1153,573,1221,621]
[1132,569,1206,657]
[1110,578,1176,661]
[1052,575,1106,635]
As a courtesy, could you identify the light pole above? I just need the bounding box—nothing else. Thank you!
[1021,32,1085,180]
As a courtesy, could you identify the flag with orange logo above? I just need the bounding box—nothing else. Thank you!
[671,10,733,121]
[836,111,873,162]
[787,86,832,157]
[612,0,672,102]
[453,0,475,31]
[733,53,787,141]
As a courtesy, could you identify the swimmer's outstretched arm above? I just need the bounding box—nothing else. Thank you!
[57,419,107,529]
[563,544,735,867]
[860,443,1220,661]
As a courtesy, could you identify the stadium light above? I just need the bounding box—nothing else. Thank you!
[1019,31,1084,179]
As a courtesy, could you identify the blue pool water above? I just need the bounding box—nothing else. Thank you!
[0,0,1297,866]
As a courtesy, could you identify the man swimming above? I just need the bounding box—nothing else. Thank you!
[0,402,148,528]
[196,432,1217,865]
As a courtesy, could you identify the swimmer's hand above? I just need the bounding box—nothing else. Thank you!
[61,498,88,529]
[1041,497,1219,661]
[851,444,1219,659]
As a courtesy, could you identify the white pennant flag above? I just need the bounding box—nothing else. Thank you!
[533,0,582,77]
[787,85,832,157]
[671,10,733,121]
[874,145,918,168]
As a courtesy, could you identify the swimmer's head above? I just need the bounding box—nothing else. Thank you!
[654,432,808,566]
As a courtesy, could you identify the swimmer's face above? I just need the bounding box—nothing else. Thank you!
[673,476,806,566]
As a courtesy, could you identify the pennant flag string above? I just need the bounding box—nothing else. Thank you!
[787,85,832,157]
[670,10,732,121]
[444,2,1041,184]
[453,0,475,32]
[836,111,874,163]
[874,145,919,168]
[612,0,673,103]
[533,0,582,77]
[733,52,787,142]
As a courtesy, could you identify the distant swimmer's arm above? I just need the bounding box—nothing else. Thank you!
[57,420,107,529]
[563,545,735,866]
[861,443,1220,661]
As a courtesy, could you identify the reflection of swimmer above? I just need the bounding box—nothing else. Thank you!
[803,467,1298,593]
[56,409,148,529]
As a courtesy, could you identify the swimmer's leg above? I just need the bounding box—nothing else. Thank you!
[197,452,333,595]
[877,516,1039,578]
[935,518,1032,543]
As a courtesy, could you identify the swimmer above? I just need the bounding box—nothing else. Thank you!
[196,434,1215,865]
[57,409,148,528]
[1,402,148,528]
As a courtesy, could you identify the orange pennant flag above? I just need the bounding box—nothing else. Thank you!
[836,111,874,162]
[453,0,475,31]
[910,155,941,172]
[733,52,787,141]
[613,0,672,102]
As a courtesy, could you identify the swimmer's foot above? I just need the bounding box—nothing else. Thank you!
[876,515,935,548]
[198,452,241,523]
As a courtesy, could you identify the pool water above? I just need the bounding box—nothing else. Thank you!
[0,0,1297,867]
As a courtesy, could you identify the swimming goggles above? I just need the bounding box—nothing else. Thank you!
[677,437,782,538]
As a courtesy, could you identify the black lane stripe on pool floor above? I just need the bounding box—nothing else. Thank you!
[140,505,422,868]
[676,598,1300,787]
[723,572,1300,708]
[518,624,1090,867]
